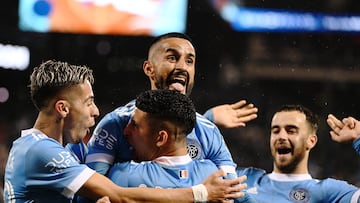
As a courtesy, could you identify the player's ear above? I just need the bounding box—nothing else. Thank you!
[307,133,317,150]
[156,130,168,147]
[143,60,154,77]
[55,100,69,118]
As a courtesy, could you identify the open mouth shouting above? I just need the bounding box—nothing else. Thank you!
[168,73,188,94]
[273,141,293,160]
[277,146,292,155]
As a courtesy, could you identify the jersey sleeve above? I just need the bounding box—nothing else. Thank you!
[321,178,360,202]
[26,139,95,198]
[203,108,214,123]
[194,114,237,174]
[86,105,133,175]
[352,137,360,155]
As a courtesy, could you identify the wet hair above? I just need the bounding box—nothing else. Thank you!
[135,89,196,135]
[274,104,319,133]
[29,59,94,110]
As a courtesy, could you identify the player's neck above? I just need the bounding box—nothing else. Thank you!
[34,112,63,145]
[273,163,309,174]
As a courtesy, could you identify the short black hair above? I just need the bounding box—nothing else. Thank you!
[135,89,196,135]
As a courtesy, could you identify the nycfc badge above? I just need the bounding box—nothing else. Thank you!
[289,188,310,202]
[186,140,202,160]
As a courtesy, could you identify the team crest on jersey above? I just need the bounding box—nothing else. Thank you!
[186,140,202,160]
[289,188,310,202]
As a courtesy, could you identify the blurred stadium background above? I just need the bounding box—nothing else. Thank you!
[1,0,360,188]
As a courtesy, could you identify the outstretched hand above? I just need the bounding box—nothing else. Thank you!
[203,170,247,202]
[327,114,360,143]
[212,100,258,128]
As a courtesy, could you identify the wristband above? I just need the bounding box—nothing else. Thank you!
[192,184,208,202]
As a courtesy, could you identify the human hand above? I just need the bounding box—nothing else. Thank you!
[327,114,360,143]
[212,100,258,128]
[202,170,247,202]
[96,196,111,203]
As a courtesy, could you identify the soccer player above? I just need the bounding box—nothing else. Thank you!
[107,89,254,203]
[76,89,220,203]
[83,32,257,177]
[107,89,220,187]
[236,104,360,202]
[3,59,247,203]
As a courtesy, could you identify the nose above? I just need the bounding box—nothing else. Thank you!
[175,58,189,70]
[276,128,288,140]
[92,104,100,118]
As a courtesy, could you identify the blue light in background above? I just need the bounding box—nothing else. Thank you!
[212,1,360,33]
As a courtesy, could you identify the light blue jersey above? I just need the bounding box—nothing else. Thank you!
[4,128,95,203]
[237,167,360,203]
[235,138,360,202]
[84,99,236,175]
[108,155,218,188]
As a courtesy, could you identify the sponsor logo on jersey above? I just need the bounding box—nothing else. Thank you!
[289,188,310,202]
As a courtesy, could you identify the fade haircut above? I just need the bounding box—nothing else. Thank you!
[135,89,196,135]
[148,32,195,57]
[30,59,94,110]
[274,104,319,133]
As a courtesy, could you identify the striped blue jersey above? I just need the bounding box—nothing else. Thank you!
[107,155,218,188]
[237,167,360,203]
[4,128,95,203]
[84,99,236,175]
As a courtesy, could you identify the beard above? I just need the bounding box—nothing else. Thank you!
[273,149,306,173]
[154,73,194,96]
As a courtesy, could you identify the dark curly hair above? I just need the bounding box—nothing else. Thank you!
[135,89,196,135]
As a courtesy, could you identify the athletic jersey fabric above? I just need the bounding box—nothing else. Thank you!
[4,128,95,203]
[84,99,236,175]
[107,155,218,188]
[237,167,360,203]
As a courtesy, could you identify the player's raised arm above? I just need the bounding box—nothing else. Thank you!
[204,100,258,129]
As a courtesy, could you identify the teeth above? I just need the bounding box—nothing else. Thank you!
[172,78,186,85]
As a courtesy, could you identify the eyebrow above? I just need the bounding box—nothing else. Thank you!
[271,124,298,130]
[83,95,95,103]
[165,48,195,58]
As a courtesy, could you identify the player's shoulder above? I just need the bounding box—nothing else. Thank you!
[318,177,356,186]
[112,99,135,116]
[236,167,266,177]
[194,159,218,169]
[195,112,217,129]
[19,129,58,146]
[99,100,136,123]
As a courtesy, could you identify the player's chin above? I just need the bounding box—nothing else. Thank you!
[75,129,89,143]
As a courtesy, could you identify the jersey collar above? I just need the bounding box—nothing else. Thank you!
[268,171,312,181]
